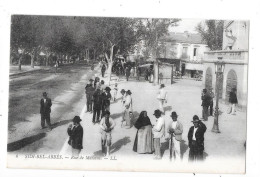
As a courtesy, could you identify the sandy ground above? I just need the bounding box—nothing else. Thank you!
[8,67,246,172]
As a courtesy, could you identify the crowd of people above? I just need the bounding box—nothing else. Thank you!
[38,63,238,162]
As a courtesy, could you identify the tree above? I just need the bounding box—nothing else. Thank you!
[139,18,181,84]
[196,20,224,50]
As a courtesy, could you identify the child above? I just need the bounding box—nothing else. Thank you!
[113,83,118,101]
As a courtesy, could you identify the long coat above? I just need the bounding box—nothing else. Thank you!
[229,91,238,104]
[188,122,207,151]
[101,92,111,110]
[67,125,83,150]
[40,98,52,115]
[93,89,103,109]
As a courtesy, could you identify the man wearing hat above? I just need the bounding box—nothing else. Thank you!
[67,116,83,157]
[122,90,133,128]
[188,115,207,161]
[100,111,116,157]
[101,87,112,117]
[208,87,215,116]
[152,109,165,159]
[92,87,103,123]
[85,79,95,113]
[168,111,183,161]
[40,92,52,129]
[201,88,211,121]
[157,84,168,114]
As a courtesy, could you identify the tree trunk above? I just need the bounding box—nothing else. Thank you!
[107,45,114,86]
[18,55,22,70]
[30,53,34,68]
[46,54,49,66]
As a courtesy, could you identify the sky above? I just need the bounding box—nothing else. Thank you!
[169,18,204,33]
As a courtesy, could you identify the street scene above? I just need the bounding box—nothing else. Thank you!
[7,16,248,173]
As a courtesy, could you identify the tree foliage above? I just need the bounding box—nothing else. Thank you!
[196,20,224,50]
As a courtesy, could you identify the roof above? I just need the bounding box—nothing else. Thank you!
[159,32,206,44]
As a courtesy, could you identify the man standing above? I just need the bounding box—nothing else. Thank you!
[152,109,165,160]
[168,112,183,161]
[122,90,133,129]
[157,84,168,114]
[201,89,211,121]
[188,115,207,161]
[208,88,215,116]
[101,64,106,77]
[85,79,95,113]
[101,87,112,117]
[125,66,131,81]
[67,116,83,157]
[229,88,238,115]
[92,88,103,123]
[100,111,116,157]
[40,92,52,129]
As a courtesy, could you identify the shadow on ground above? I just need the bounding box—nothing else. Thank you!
[93,136,131,157]
[7,133,46,152]
[164,106,172,112]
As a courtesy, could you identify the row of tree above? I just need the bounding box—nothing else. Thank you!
[11,15,223,84]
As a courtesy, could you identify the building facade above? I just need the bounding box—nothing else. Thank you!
[203,20,249,108]
[159,32,209,78]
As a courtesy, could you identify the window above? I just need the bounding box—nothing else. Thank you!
[193,48,197,57]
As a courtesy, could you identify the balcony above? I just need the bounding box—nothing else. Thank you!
[204,50,248,64]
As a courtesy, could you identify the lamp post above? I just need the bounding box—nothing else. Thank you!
[212,57,225,133]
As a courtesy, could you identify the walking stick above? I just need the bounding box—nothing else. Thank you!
[170,133,173,161]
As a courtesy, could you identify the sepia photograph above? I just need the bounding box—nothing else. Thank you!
[5,14,249,173]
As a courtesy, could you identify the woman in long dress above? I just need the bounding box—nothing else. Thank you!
[133,111,154,154]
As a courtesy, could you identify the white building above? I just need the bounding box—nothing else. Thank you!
[159,31,209,78]
[203,20,249,108]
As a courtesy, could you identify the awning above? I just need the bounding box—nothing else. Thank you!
[185,63,203,70]
[138,64,153,68]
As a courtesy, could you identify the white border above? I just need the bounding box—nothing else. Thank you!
[1,0,260,176]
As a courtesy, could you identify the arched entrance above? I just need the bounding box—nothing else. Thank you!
[205,67,212,91]
[226,69,237,101]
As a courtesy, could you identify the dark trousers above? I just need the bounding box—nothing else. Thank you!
[101,71,105,77]
[86,100,93,112]
[209,101,213,116]
[41,113,51,128]
[93,108,101,122]
[189,140,203,161]
[202,106,209,121]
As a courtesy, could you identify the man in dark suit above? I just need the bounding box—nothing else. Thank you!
[188,115,207,161]
[40,92,52,129]
[201,88,211,121]
[101,87,112,117]
[67,116,83,157]
[92,88,103,123]
[85,79,95,113]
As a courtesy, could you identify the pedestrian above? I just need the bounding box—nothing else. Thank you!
[100,111,116,157]
[94,77,100,89]
[101,64,106,77]
[228,88,238,115]
[208,87,215,116]
[125,66,131,81]
[113,83,118,101]
[188,115,207,162]
[85,79,95,113]
[157,84,168,114]
[92,88,103,123]
[122,90,133,129]
[54,60,59,74]
[133,111,154,154]
[101,87,112,117]
[152,109,165,160]
[67,116,83,157]
[40,92,52,130]
[100,80,106,93]
[168,112,183,161]
[201,88,211,121]
[120,89,126,105]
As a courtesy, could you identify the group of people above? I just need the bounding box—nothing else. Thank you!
[201,86,238,121]
[133,109,207,161]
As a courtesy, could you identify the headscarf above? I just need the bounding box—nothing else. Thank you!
[134,111,152,129]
